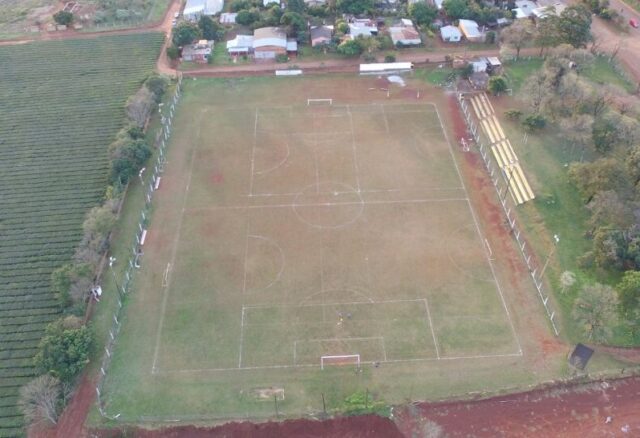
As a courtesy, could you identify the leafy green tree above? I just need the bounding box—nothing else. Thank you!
[166,45,180,60]
[572,283,618,342]
[287,0,306,13]
[110,140,152,187]
[144,75,168,102]
[336,0,374,15]
[230,0,254,11]
[280,11,306,36]
[35,317,94,383]
[198,15,225,41]
[172,22,202,46]
[568,158,623,202]
[337,39,364,57]
[409,3,438,27]
[592,118,617,154]
[557,5,592,48]
[53,11,73,25]
[443,0,469,20]
[521,113,546,132]
[501,19,534,60]
[592,227,625,269]
[535,16,561,56]
[50,263,92,307]
[488,76,508,95]
[235,9,261,26]
[616,270,640,318]
[626,146,640,186]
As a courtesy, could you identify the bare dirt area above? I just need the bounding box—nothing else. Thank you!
[395,376,640,437]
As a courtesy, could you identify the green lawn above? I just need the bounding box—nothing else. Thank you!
[502,58,544,92]
[582,56,636,94]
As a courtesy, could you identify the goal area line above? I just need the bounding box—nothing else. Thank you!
[307,98,333,105]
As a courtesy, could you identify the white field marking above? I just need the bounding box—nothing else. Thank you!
[484,238,494,259]
[345,105,361,192]
[247,297,420,309]
[189,197,470,213]
[253,138,290,176]
[422,298,440,359]
[379,103,390,133]
[245,234,285,292]
[157,351,523,374]
[238,307,246,368]
[291,181,365,230]
[246,186,466,198]
[319,233,326,322]
[293,336,385,365]
[312,125,320,193]
[162,263,171,288]
[433,102,523,355]
[248,108,258,196]
[151,125,199,374]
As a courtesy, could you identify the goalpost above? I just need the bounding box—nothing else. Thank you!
[320,354,360,370]
[307,98,333,106]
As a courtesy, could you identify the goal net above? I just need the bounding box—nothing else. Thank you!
[320,354,360,370]
[307,98,333,106]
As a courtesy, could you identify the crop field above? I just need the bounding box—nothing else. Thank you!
[98,76,564,423]
[0,33,163,437]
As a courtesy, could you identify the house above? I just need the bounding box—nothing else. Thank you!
[253,27,297,60]
[263,0,280,6]
[389,20,421,46]
[471,58,488,73]
[458,19,483,42]
[310,25,333,47]
[440,25,461,42]
[486,56,502,74]
[532,3,566,20]
[182,40,213,63]
[512,0,536,19]
[183,0,224,21]
[226,34,254,55]
[304,0,327,5]
[469,71,490,90]
[220,12,237,24]
[348,19,378,38]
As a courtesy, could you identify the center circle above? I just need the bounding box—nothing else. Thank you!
[293,182,364,229]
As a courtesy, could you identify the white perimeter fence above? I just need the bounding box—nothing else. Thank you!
[94,74,183,419]
[456,91,560,337]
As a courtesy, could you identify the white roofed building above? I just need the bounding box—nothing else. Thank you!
[183,0,224,21]
[440,25,461,42]
[226,34,254,54]
[458,19,483,42]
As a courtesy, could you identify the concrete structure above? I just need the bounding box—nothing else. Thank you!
[304,0,327,5]
[220,12,237,24]
[183,0,224,21]
[440,25,462,42]
[310,25,333,47]
[253,27,297,60]
[348,19,378,38]
[512,0,536,19]
[532,3,566,20]
[263,0,280,5]
[360,62,413,74]
[226,34,254,55]
[458,19,483,42]
[182,40,214,63]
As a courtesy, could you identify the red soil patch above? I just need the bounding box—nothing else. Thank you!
[210,172,224,184]
[395,376,640,437]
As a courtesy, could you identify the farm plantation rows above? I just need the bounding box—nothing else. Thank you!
[0,33,163,437]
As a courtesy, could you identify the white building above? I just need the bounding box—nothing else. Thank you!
[440,25,461,42]
[183,0,224,21]
[226,34,254,55]
[512,0,536,19]
[220,12,237,24]
[458,19,483,42]
[389,19,421,46]
[348,20,378,38]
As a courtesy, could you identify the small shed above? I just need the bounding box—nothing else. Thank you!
[440,25,461,43]
[486,56,502,73]
[182,40,213,63]
[569,344,594,370]
[513,0,536,19]
[389,25,421,46]
[227,34,254,55]
[220,13,237,24]
[349,20,377,38]
[310,25,333,47]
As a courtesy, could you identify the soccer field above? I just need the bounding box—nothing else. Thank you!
[101,76,557,422]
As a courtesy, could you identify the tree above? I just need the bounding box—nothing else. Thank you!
[34,317,93,383]
[144,75,168,102]
[280,11,306,37]
[50,263,92,306]
[557,5,592,48]
[560,271,577,293]
[235,9,261,26]
[172,22,202,47]
[230,0,253,12]
[488,76,508,95]
[126,86,155,128]
[568,158,623,202]
[592,117,617,153]
[287,0,307,13]
[521,113,546,132]
[443,0,469,20]
[110,139,152,187]
[166,45,180,61]
[53,11,73,26]
[18,375,62,425]
[626,146,640,186]
[586,190,632,231]
[501,19,535,60]
[337,39,364,57]
[616,270,640,318]
[336,0,374,14]
[409,3,438,27]
[572,283,618,341]
[535,16,561,56]
[560,114,593,160]
[198,16,224,41]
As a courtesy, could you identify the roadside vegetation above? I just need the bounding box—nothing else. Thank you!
[0,33,163,436]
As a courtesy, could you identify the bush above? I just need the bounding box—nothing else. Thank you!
[53,11,73,26]
[34,317,93,383]
[485,30,496,44]
[363,53,376,62]
[50,263,93,307]
[488,76,508,95]
[236,9,261,26]
[504,109,523,120]
[144,75,168,103]
[275,53,289,63]
[384,54,396,63]
[166,44,180,60]
[337,39,364,57]
[522,113,546,131]
[110,139,152,187]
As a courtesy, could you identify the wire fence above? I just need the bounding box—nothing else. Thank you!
[456,90,560,337]
[95,74,183,419]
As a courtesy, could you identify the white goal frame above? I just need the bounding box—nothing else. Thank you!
[307,98,333,106]
[320,354,360,370]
